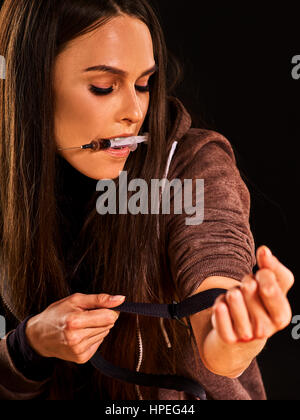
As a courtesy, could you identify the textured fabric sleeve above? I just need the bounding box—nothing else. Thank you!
[166,130,257,301]
[0,299,52,400]
[0,331,52,400]
[6,316,55,382]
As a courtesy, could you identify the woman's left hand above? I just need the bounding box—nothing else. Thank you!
[212,246,295,344]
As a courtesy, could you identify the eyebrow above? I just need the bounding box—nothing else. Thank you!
[83,63,158,78]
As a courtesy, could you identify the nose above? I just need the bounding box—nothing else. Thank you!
[118,86,145,125]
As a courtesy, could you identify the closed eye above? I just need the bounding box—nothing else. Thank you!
[89,84,150,96]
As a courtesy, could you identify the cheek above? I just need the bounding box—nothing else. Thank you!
[142,95,150,114]
[138,96,150,127]
[54,86,108,141]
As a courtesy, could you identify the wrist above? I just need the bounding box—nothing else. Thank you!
[7,315,55,382]
[25,315,50,358]
[202,329,266,378]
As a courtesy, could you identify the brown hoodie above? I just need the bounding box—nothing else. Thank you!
[0,96,267,400]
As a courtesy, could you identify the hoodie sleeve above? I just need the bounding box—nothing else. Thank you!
[0,332,52,400]
[166,129,257,301]
[0,297,51,400]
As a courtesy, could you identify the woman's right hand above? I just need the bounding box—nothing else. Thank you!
[25,293,126,364]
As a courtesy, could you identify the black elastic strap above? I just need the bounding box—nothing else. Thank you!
[90,288,227,399]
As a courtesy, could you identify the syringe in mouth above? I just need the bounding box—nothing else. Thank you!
[57,134,149,152]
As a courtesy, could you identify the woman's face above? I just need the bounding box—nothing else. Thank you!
[53,15,156,180]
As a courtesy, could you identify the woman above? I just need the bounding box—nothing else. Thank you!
[0,0,294,400]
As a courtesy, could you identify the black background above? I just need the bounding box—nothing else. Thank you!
[1,1,299,400]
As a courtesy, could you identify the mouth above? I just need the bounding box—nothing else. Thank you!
[104,145,131,158]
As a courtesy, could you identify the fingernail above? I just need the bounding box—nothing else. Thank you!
[262,246,272,258]
[109,295,126,302]
[238,337,254,343]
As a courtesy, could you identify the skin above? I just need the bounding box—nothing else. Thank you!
[53,14,156,180]
[26,294,126,364]
[190,246,294,378]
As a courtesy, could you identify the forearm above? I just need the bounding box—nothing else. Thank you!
[201,328,267,378]
[191,307,267,379]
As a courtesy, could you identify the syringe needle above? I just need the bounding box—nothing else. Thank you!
[57,146,83,151]
[58,140,112,151]
[57,143,100,151]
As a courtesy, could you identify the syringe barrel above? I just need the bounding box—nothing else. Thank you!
[88,134,148,151]
[88,139,111,151]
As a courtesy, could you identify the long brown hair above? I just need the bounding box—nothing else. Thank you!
[0,0,199,400]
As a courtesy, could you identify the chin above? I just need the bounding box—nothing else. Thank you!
[65,156,127,180]
[86,166,126,181]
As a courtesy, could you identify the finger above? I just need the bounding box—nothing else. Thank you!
[73,331,110,361]
[241,275,275,339]
[255,269,293,330]
[256,246,294,294]
[66,308,120,330]
[212,298,238,344]
[225,288,253,341]
[75,339,108,364]
[69,293,126,310]
[65,325,112,347]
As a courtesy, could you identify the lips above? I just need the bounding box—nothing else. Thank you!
[104,146,131,157]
